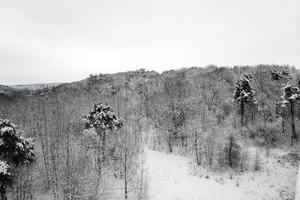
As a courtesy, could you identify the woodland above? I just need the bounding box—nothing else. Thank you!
[0,65,299,200]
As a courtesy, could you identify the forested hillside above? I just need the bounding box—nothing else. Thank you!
[0,65,299,200]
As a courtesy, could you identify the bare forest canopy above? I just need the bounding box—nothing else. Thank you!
[1,64,300,199]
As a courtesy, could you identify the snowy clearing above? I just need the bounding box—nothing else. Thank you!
[145,148,297,200]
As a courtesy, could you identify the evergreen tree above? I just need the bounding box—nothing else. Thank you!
[234,74,256,126]
[84,103,123,161]
[270,70,282,81]
[281,83,300,145]
[84,103,123,134]
[84,103,123,195]
[0,120,35,200]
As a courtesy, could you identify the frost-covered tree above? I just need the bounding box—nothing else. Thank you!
[0,120,35,200]
[270,69,290,86]
[270,70,282,81]
[0,161,11,200]
[234,74,256,126]
[281,83,300,146]
[84,103,123,140]
[84,103,123,195]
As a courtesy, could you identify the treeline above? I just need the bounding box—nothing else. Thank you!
[0,65,299,199]
[147,65,300,172]
[0,69,151,199]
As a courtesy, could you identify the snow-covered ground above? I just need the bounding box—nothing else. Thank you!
[145,148,298,200]
[295,165,300,200]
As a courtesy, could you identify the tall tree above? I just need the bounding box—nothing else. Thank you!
[0,120,35,200]
[84,103,123,195]
[234,74,256,127]
[281,83,300,146]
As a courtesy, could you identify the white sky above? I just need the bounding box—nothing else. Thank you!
[0,0,299,85]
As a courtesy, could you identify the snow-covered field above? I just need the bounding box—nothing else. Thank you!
[145,148,298,200]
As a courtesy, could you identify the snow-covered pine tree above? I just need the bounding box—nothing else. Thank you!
[84,103,123,136]
[270,69,290,83]
[234,74,256,127]
[0,119,35,200]
[270,70,282,81]
[84,103,123,195]
[281,83,300,146]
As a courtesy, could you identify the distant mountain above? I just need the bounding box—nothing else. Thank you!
[0,85,17,94]
[0,83,61,96]
[9,83,61,91]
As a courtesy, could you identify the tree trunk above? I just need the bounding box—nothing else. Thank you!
[168,134,173,153]
[101,134,106,164]
[241,100,244,127]
[124,146,128,200]
[95,136,102,196]
[140,95,143,117]
[145,95,150,119]
[194,131,201,166]
[290,101,297,146]
[0,185,7,200]
[229,137,233,168]
[138,150,145,200]
[217,110,221,125]
[282,118,285,135]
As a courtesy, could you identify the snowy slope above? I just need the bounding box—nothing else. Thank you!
[295,165,300,200]
[145,148,297,200]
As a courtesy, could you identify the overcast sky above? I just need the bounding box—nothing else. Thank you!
[0,0,299,85]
